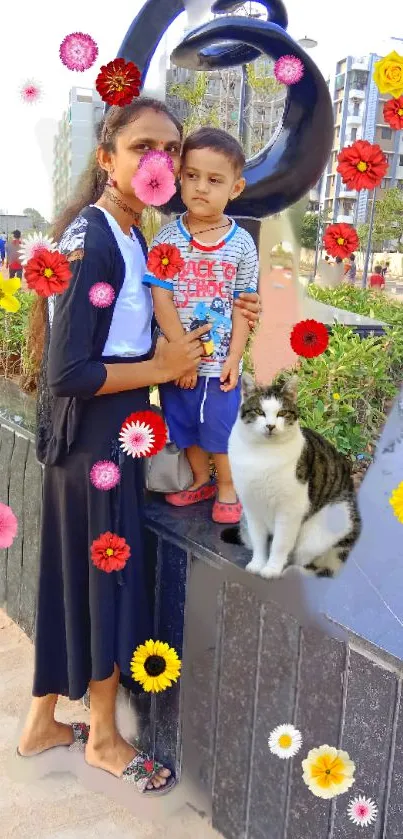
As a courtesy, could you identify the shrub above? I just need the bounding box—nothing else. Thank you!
[308,283,403,327]
[0,293,35,382]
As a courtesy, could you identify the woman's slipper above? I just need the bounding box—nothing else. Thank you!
[119,751,176,795]
[212,499,242,524]
[165,481,216,507]
[16,722,90,758]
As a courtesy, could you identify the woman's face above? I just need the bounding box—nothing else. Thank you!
[106,109,182,206]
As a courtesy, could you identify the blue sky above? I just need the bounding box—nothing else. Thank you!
[0,0,399,220]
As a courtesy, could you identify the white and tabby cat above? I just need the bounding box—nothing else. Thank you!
[224,373,361,579]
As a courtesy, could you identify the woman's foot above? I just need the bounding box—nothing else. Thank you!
[85,731,171,789]
[18,719,75,757]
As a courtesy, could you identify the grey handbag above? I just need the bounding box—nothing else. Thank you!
[145,441,193,493]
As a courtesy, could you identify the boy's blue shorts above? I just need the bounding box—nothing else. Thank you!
[159,376,241,454]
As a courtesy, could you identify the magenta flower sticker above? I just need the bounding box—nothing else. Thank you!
[347,796,378,827]
[0,502,18,549]
[59,32,98,72]
[89,283,115,308]
[274,55,304,85]
[20,79,42,105]
[90,461,121,491]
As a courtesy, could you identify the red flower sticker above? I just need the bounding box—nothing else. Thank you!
[383,96,403,130]
[91,531,131,573]
[24,250,72,297]
[337,140,388,191]
[323,223,359,259]
[290,319,329,358]
[95,58,141,106]
[119,410,167,458]
[147,244,184,281]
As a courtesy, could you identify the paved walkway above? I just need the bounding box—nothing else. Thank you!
[0,611,221,839]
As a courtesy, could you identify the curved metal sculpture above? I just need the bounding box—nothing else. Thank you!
[115,0,333,218]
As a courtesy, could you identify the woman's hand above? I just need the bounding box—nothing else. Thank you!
[234,291,261,329]
[153,325,211,384]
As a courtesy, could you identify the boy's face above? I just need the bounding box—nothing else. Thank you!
[180,147,245,218]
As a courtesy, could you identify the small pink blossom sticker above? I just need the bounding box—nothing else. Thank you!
[347,795,378,827]
[20,79,42,104]
[59,32,99,72]
[90,461,121,491]
[274,55,304,86]
[0,502,18,549]
[89,282,115,308]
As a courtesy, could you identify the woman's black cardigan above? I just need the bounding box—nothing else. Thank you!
[36,206,149,466]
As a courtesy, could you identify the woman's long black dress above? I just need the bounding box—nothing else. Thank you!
[33,207,154,700]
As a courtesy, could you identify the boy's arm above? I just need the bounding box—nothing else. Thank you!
[232,235,259,352]
[151,286,186,342]
[228,305,250,362]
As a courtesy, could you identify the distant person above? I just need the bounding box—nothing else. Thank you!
[0,232,5,267]
[381,261,390,280]
[6,229,23,279]
[344,254,356,284]
[369,264,385,291]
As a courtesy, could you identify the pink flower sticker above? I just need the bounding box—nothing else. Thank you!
[0,502,18,549]
[89,283,115,308]
[20,80,42,104]
[90,461,121,491]
[132,160,176,206]
[59,33,99,72]
[138,150,175,173]
[347,795,378,827]
[274,55,304,86]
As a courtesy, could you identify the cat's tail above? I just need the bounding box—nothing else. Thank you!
[220,525,243,545]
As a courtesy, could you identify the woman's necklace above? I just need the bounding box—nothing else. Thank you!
[184,214,231,252]
[103,186,142,227]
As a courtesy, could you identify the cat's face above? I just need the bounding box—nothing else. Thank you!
[239,374,299,441]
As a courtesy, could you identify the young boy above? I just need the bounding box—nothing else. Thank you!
[369,264,385,291]
[143,127,259,524]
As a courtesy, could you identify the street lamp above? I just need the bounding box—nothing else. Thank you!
[298,36,318,50]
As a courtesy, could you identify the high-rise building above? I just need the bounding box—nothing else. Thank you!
[321,54,403,224]
[53,87,104,217]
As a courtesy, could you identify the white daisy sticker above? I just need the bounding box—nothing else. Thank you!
[268,724,302,759]
[119,419,155,458]
[347,795,378,827]
[19,232,57,265]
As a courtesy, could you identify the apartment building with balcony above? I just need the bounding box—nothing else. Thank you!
[53,88,104,218]
[321,54,403,225]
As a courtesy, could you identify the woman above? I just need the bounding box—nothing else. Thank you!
[18,97,260,793]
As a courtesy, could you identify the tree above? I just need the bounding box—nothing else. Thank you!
[246,60,283,97]
[168,72,220,135]
[300,212,320,249]
[357,188,403,252]
[23,207,49,231]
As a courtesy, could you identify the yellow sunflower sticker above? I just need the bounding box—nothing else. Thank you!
[0,273,21,313]
[302,744,355,799]
[130,639,181,693]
